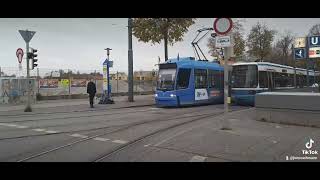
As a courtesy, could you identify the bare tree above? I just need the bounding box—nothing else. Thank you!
[274,31,294,65]
[246,22,276,61]
[308,24,320,36]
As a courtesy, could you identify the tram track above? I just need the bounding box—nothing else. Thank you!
[16,107,249,162]
[0,104,154,118]
[0,106,155,124]
[0,106,221,141]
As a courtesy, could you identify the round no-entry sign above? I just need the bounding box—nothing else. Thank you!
[213,18,233,35]
[16,48,24,64]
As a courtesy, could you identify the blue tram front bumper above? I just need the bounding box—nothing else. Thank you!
[154,91,178,107]
[155,97,178,107]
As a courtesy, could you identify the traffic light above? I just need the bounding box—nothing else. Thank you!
[28,48,38,70]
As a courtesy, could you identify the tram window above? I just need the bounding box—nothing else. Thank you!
[288,74,294,87]
[176,68,191,89]
[195,69,207,89]
[208,70,223,89]
[273,72,293,88]
[232,65,258,88]
[258,71,268,88]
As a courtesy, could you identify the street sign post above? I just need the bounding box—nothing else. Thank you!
[99,48,114,104]
[294,48,307,59]
[294,37,306,48]
[309,47,320,58]
[213,18,233,35]
[19,29,36,112]
[309,36,320,47]
[308,36,320,59]
[214,18,233,130]
[16,48,24,64]
[16,48,24,72]
[215,35,231,48]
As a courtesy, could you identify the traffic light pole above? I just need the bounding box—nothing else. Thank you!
[128,18,134,102]
[24,42,32,112]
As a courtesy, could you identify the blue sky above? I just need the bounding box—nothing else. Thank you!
[0,18,319,75]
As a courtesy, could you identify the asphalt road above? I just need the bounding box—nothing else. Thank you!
[0,103,318,162]
[0,103,246,162]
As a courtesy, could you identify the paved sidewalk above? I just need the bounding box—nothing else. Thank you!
[0,95,155,114]
[148,108,320,162]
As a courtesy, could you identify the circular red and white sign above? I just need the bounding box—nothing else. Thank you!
[16,48,24,64]
[213,18,233,35]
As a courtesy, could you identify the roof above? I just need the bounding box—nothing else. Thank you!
[164,57,223,70]
[232,61,319,73]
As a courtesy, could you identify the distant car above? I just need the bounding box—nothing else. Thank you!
[311,83,319,87]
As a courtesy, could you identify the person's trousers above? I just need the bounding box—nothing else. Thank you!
[89,94,95,106]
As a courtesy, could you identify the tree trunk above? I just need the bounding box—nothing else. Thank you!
[164,18,169,61]
[164,33,168,61]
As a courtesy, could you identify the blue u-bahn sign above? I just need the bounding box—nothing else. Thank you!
[309,36,320,47]
[294,48,306,59]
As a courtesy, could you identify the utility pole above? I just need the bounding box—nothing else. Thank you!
[307,37,310,87]
[94,70,97,85]
[292,44,297,88]
[105,48,112,99]
[128,18,134,102]
[37,68,40,94]
[222,47,232,130]
[116,71,119,94]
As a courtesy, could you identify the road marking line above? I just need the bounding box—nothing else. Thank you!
[144,144,152,147]
[70,134,88,138]
[112,140,128,144]
[6,124,18,127]
[189,155,207,162]
[93,137,110,142]
[45,130,59,133]
[150,108,160,110]
[32,129,46,132]
[0,123,11,126]
[16,125,28,128]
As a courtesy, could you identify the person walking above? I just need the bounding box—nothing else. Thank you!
[87,79,96,108]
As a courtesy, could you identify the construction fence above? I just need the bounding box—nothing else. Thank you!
[0,67,157,104]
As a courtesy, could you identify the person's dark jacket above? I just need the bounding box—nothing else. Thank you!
[87,81,96,95]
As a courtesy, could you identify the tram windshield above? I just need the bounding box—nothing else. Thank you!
[232,65,258,88]
[157,68,176,91]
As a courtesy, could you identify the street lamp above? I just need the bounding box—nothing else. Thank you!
[105,48,112,61]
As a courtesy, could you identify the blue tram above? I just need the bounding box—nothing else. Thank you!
[155,57,224,107]
[231,62,320,106]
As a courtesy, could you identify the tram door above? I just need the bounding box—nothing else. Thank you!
[175,68,193,105]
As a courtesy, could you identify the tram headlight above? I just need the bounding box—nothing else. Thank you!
[154,94,158,98]
[170,94,176,98]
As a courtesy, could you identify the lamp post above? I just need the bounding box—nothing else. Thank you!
[128,18,134,102]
